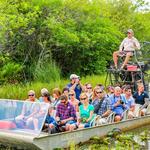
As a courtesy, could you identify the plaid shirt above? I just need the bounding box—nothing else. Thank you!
[93,98,112,116]
[56,102,76,120]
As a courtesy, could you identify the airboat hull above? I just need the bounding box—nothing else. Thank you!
[0,115,150,150]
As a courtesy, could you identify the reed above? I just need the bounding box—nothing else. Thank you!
[0,75,106,100]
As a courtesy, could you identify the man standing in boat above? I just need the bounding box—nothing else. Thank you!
[66,74,84,100]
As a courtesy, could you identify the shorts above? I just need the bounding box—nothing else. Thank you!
[118,51,134,57]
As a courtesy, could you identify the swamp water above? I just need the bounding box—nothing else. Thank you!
[78,125,150,150]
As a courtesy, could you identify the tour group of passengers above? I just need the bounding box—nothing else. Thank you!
[16,28,150,133]
[19,73,150,134]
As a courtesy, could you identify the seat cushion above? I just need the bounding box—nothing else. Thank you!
[0,120,16,129]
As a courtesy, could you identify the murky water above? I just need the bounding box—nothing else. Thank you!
[78,125,150,150]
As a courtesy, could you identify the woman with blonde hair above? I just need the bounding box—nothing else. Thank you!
[68,90,79,112]
[77,93,95,129]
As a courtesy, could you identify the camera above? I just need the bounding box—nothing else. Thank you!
[56,120,61,125]
[120,100,124,105]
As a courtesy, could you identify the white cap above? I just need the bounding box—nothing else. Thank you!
[70,74,79,80]
[127,29,134,34]
[41,88,48,94]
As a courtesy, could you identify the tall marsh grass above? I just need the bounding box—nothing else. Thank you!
[0,75,106,100]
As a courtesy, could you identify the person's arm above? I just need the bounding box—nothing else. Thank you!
[102,98,112,117]
[61,117,74,124]
[76,101,79,112]
[133,38,140,50]
[78,81,85,91]
[93,100,100,114]
[61,105,76,124]
[25,104,40,119]
[70,83,77,91]
[129,98,135,111]
[86,105,94,122]
[119,39,125,52]
[86,110,94,123]
[113,100,121,107]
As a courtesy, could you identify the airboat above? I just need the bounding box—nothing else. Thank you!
[105,41,150,94]
[0,99,150,150]
[0,42,150,150]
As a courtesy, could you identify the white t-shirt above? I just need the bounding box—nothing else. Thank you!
[119,37,140,52]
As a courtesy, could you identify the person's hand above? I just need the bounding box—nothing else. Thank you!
[56,117,60,122]
[60,119,66,124]
[75,78,79,84]
[23,116,28,121]
[114,100,121,107]
[49,123,54,128]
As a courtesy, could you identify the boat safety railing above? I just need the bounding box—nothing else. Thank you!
[122,109,129,121]
[106,112,115,123]
[145,104,150,115]
[91,112,115,126]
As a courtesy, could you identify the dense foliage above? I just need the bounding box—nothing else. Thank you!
[0,0,150,83]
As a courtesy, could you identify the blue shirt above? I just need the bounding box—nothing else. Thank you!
[45,115,55,124]
[109,94,127,115]
[67,83,82,100]
[121,95,135,109]
[133,91,149,105]
[92,98,112,116]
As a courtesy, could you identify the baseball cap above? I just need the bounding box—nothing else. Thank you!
[28,90,35,96]
[127,29,134,34]
[70,74,79,80]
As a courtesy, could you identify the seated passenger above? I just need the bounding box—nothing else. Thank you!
[62,87,69,98]
[122,86,135,119]
[29,92,52,131]
[93,89,112,117]
[106,86,114,97]
[113,29,140,69]
[15,90,39,129]
[133,84,149,116]
[109,87,128,122]
[49,95,77,133]
[39,88,49,102]
[52,88,61,108]
[77,93,95,129]
[42,106,55,132]
[85,83,93,101]
[91,87,102,105]
[68,90,79,112]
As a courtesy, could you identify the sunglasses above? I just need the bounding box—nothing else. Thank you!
[80,97,87,101]
[69,94,74,96]
[96,91,102,94]
[28,94,34,96]
[127,90,132,92]
[60,99,66,103]
[87,87,92,89]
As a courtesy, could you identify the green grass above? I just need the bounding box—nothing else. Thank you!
[0,75,106,100]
